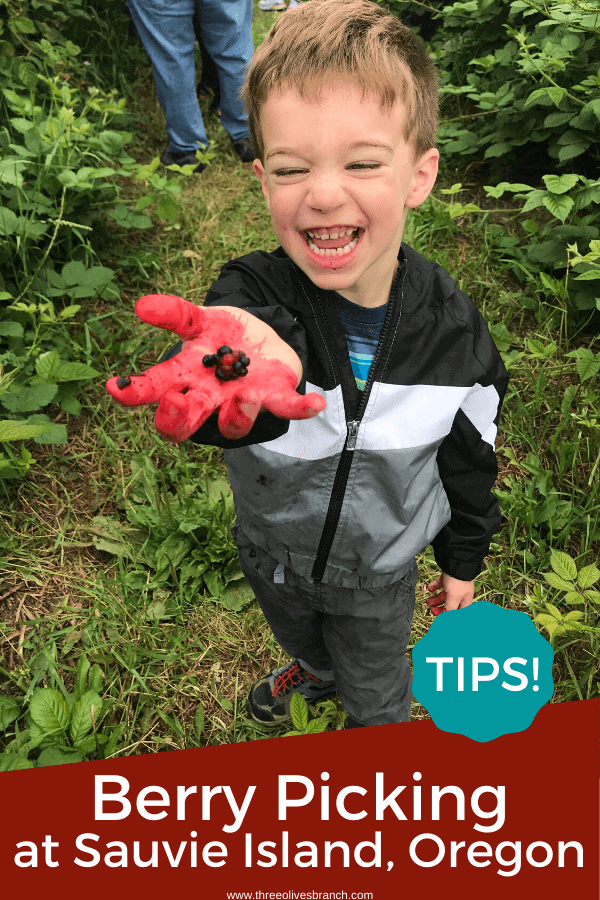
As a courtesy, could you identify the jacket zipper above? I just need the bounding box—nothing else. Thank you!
[311,269,402,582]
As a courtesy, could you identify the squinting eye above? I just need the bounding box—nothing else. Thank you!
[273,163,382,177]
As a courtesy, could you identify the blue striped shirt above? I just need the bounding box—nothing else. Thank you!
[333,294,388,391]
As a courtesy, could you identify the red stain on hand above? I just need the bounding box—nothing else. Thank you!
[106,294,326,442]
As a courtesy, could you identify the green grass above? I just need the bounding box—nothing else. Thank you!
[1,1,599,761]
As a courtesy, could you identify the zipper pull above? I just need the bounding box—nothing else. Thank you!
[347,420,359,451]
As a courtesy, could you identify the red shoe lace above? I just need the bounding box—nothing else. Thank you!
[272,662,319,697]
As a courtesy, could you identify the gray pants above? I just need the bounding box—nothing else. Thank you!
[232,525,418,726]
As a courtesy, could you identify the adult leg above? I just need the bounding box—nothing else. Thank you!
[126,0,209,153]
[196,0,254,143]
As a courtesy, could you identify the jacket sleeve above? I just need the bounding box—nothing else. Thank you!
[156,257,310,448]
[430,308,509,582]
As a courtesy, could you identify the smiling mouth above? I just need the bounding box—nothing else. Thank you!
[303,227,362,257]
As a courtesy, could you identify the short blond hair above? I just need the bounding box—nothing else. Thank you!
[239,0,440,166]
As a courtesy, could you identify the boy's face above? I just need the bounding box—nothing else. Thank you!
[254,77,439,308]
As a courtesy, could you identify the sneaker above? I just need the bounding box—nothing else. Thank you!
[287,0,303,7]
[160,147,208,173]
[230,135,255,163]
[247,659,337,725]
[258,0,287,9]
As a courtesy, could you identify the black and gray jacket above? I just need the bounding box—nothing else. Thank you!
[162,242,509,589]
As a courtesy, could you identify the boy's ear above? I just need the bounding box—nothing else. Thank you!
[253,159,271,212]
[405,147,439,210]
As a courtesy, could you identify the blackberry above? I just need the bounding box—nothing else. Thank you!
[117,376,132,389]
[203,346,250,381]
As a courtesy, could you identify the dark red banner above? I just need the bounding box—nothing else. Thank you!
[1,700,598,899]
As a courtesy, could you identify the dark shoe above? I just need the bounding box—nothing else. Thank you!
[160,146,208,174]
[344,716,365,729]
[230,135,255,164]
[247,659,337,726]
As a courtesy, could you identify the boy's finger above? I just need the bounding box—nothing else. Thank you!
[106,356,189,406]
[426,591,446,608]
[264,388,327,420]
[136,294,205,340]
[217,391,262,440]
[155,388,219,442]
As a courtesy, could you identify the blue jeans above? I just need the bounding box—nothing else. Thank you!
[126,0,254,152]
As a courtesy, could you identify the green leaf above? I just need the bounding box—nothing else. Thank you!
[156,195,179,223]
[88,516,145,559]
[534,614,558,634]
[11,16,37,34]
[583,590,600,604]
[0,697,20,730]
[542,174,580,195]
[542,192,574,223]
[576,352,600,382]
[0,321,23,337]
[88,665,103,696]
[305,718,329,734]
[61,261,87,286]
[543,571,576,593]
[0,754,34,771]
[73,734,98,755]
[35,349,61,380]
[60,396,81,415]
[29,688,70,733]
[290,692,309,731]
[564,610,583,622]
[195,705,205,742]
[0,157,27,187]
[550,551,577,582]
[26,416,68,444]
[75,654,91,699]
[1,383,58,412]
[53,362,100,382]
[37,747,84,767]
[219,580,255,612]
[0,207,18,236]
[0,419,52,441]
[69,691,103,745]
[577,565,600,589]
[545,603,563,620]
[59,304,82,320]
[561,384,578,417]
[563,591,584,604]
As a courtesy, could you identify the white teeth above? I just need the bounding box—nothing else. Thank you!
[307,227,357,239]
[307,234,359,256]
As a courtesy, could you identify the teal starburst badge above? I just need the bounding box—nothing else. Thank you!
[412,601,554,742]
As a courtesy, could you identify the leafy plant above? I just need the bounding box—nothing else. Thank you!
[523,550,600,701]
[89,453,254,613]
[384,0,600,329]
[0,653,123,770]
[283,693,344,736]
[0,0,215,477]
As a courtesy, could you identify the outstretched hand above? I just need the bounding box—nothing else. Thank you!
[426,572,475,616]
[106,294,327,442]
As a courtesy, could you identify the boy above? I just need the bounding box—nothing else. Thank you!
[107,0,508,730]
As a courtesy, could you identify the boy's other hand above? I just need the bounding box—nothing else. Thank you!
[106,294,327,442]
[426,572,475,616]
